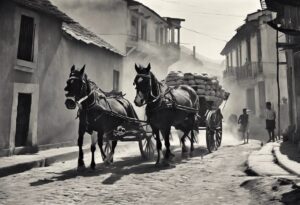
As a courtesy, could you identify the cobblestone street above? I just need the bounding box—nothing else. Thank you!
[0,133,268,205]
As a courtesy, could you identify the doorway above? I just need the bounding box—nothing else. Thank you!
[246,88,256,114]
[15,93,32,147]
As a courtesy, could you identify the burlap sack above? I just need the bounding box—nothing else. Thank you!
[176,80,184,85]
[195,74,206,80]
[197,89,205,95]
[206,85,211,90]
[197,84,206,89]
[188,80,196,85]
[167,81,177,86]
[195,79,205,84]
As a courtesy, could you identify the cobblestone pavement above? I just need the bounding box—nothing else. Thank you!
[0,133,263,205]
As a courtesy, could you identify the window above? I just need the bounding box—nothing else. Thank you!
[246,37,251,62]
[17,15,35,62]
[113,70,120,91]
[226,55,229,68]
[160,28,164,45]
[131,16,138,41]
[257,31,262,62]
[155,27,159,43]
[141,22,147,41]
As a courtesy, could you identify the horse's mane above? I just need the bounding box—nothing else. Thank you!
[85,75,105,95]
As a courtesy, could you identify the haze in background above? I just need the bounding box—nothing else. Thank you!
[138,0,261,60]
[50,0,128,54]
[51,0,261,61]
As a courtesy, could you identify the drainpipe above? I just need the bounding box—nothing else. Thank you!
[276,30,281,139]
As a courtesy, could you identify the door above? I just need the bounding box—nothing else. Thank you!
[246,88,256,114]
[258,81,266,116]
[15,93,32,147]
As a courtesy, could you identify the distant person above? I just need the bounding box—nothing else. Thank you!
[265,102,276,142]
[238,108,249,144]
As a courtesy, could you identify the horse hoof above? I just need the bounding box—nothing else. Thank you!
[77,165,86,172]
[170,152,175,158]
[162,159,171,167]
[189,152,194,157]
[90,164,96,170]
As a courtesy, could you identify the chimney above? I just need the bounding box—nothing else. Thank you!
[193,46,196,59]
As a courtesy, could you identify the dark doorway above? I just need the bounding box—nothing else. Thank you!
[246,88,256,114]
[15,93,32,147]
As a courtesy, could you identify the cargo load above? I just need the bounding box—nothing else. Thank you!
[165,71,229,109]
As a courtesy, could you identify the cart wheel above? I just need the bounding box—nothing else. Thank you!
[139,133,155,160]
[101,140,113,163]
[206,128,217,153]
[216,122,222,147]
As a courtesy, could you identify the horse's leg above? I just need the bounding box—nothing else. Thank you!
[90,132,96,170]
[153,129,162,165]
[105,140,117,164]
[181,132,188,153]
[77,125,85,170]
[190,130,195,152]
[163,127,174,159]
[97,131,106,161]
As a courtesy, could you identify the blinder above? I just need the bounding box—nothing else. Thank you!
[65,97,77,110]
[65,73,87,110]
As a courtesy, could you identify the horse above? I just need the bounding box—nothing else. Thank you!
[133,63,199,165]
[64,65,141,170]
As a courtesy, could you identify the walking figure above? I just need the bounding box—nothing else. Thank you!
[265,102,276,142]
[238,108,249,144]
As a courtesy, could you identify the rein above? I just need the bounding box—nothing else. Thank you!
[68,75,149,124]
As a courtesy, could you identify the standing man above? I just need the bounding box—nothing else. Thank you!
[238,108,249,144]
[265,102,276,142]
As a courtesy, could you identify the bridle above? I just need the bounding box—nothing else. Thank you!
[66,74,94,109]
[134,73,161,105]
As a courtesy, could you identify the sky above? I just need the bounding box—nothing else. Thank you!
[137,0,261,61]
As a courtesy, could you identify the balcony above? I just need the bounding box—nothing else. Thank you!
[223,62,263,81]
[223,67,236,79]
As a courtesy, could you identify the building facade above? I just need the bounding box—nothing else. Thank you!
[123,1,184,117]
[0,0,123,156]
[264,0,300,142]
[221,10,288,126]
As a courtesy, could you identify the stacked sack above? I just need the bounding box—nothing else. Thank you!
[165,71,229,109]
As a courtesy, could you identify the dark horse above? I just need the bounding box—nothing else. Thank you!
[64,65,141,169]
[133,63,199,165]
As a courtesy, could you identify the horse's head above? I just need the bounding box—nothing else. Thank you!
[64,65,87,109]
[133,63,158,107]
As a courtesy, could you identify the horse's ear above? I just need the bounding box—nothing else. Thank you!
[135,63,140,73]
[80,65,85,75]
[146,63,151,72]
[71,65,75,72]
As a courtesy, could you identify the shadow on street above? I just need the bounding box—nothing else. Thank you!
[30,145,208,187]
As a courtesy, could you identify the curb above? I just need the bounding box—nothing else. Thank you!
[273,145,300,177]
[0,142,137,178]
[0,146,89,178]
[246,142,290,176]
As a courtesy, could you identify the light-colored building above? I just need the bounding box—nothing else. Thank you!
[0,0,123,156]
[221,10,288,125]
